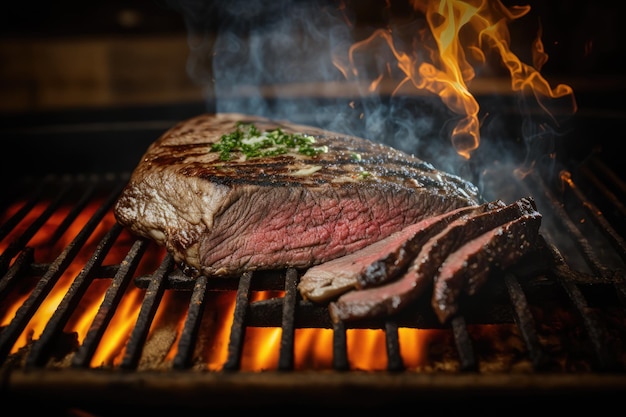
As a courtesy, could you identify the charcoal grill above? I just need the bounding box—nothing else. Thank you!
[0,95,625,415]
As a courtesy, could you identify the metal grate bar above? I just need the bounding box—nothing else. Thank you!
[517,170,621,369]
[172,274,208,370]
[25,223,124,368]
[71,238,149,368]
[0,177,47,242]
[583,157,626,219]
[48,179,99,246]
[451,316,477,372]
[0,178,71,275]
[562,169,626,263]
[560,165,626,307]
[223,271,252,371]
[0,247,34,301]
[384,320,404,372]
[120,253,174,370]
[503,272,547,370]
[278,268,298,370]
[528,171,614,280]
[332,320,349,371]
[544,237,618,371]
[0,179,125,364]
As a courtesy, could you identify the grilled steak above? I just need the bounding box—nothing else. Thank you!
[328,197,538,323]
[431,208,542,323]
[297,202,498,303]
[113,113,481,277]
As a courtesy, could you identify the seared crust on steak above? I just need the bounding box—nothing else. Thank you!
[431,208,542,323]
[113,113,482,277]
[297,203,495,303]
[328,197,538,323]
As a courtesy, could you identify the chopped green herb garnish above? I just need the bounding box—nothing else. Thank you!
[210,122,328,161]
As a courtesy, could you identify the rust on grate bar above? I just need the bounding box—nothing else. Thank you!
[332,320,349,371]
[0,178,71,275]
[172,274,208,369]
[120,253,174,370]
[450,316,476,372]
[0,178,49,243]
[48,179,100,246]
[134,268,285,291]
[0,152,625,397]
[511,168,624,371]
[582,157,626,220]
[384,320,403,372]
[223,271,252,371]
[503,272,547,370]
[0,179,126,364]
[0,247,34,300]
[546,238,618,371]
[72,238,149,368]
[278,268,298,370]
[564,165,626,264]
[25,223,124,368]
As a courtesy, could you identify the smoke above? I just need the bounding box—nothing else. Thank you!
[167,1,347,117]
[165,0,575,183]
[166,1,454,164]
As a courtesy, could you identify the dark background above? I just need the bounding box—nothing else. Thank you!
[0,1,623,177]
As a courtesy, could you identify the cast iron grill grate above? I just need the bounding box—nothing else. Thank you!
[0,145,625,410]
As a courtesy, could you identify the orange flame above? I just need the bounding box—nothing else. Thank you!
[335,0,576,159]
[0,202,119,353]
[1,198,459,371]
[204,292,237,370]
[88,288,145,367]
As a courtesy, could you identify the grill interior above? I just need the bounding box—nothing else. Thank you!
[1,97,625,414]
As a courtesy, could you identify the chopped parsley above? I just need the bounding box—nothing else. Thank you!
[350,152,362,161]
[211,122,329,161]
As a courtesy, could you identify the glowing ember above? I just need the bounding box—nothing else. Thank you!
[90,288,144,367]
[347,329,388,370]
[241,327,282,371]
[0,201,121,355]
[295,328,334,370]
[0,180,589,373]
[0,2,582,372]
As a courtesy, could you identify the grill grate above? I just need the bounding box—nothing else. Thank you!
[1,143,626,410]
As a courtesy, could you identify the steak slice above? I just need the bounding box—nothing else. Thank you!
[113,113,481,277]
[328,197,538,323]
[431,208,542,323]
[297,202,500,303]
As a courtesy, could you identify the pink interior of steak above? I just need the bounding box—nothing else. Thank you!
[198,185,448,275]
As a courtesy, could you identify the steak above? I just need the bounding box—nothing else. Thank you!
[328,197,538,323]
[297,202,499,303]
[431,208,542,323]
[113,113,481,277]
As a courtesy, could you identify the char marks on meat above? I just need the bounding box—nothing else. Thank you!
[113,113,481,278]
[327,197,540,324]
[297,201,502,303]
[431,208,542,323]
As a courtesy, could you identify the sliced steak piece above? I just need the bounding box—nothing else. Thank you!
[328,197,538,323]
[298,202,502,303]
[431,208,542,324]
[114,113,481,278]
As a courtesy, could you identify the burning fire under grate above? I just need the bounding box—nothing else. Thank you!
[1,0,626,414]
[0,126,625,412]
